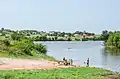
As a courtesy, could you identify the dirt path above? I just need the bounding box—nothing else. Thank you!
[0,58,74,70]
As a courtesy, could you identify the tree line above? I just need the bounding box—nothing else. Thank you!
[0,28,113,41]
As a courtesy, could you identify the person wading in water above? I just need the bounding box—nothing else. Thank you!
[69,59,73,66]
[63,57,66,61]
[87,58,89,67]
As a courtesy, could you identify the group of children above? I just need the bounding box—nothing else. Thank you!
[63,57,73,66]
[63,57,89,67]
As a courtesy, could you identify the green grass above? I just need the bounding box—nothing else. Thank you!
[0,52,9,57]
[8,53,56,61]
[0,52,56,61]
[0,67,116,79]
[0,38,56,61]
[0,36,5,40]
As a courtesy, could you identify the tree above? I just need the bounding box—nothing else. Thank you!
[101,30,110,41]
[1,28,4,31]
[42,36,47,41]
[3,40,10,46]
[1,32,6,36]
[11,33,25,40]
[106,32,120,48]
[52,37,54,41]
[67,37,71,41]
[55,36,58,40]
[26,34,30,36]
[67,33,72,37]
[106,33,114,46]
[102,30,108,35]
[59,32,65,37]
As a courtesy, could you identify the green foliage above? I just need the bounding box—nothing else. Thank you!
[1,28,4,31]
[34,44,47,54]
[100,30,112,41]
[3,40,10,46]
[34,36,48,41]
[26,33,30,36]
[55,36,58,40]
[106,32,120,48]
[1,32,6,36]
[0,67,113,79]
[0,28,55,60]
[0,39,48,59]
[67,37,71,41]
[12,40,47,56]
[11,32,25,41]
[75,38,81,41]
[0,28,97,41]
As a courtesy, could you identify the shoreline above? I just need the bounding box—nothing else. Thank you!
[0,58,120,79]
[0,57,118,73]
[0,58,76,70]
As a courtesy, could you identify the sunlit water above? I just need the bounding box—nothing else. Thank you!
[35,41,120,72]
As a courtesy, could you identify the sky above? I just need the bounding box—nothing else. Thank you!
[0,0,120,34]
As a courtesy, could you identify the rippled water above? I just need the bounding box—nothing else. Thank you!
[35,41,120,72]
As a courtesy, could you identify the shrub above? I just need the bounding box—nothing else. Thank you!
[3,40,10,46]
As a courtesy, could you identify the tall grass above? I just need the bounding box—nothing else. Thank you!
[0,39,56,61]
[0,67,113,79]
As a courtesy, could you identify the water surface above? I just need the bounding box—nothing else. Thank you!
[35,41,120,72]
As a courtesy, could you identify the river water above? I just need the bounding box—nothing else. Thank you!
[35,41,120,72]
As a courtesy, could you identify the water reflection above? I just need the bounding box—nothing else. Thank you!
[105,47,120,56]
[101,48,108,66]
[101,47,120,72]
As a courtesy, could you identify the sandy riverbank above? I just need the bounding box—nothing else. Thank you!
[0,58,75,70]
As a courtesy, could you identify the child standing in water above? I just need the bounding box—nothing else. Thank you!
[63,57,66,61]
[70,59,73,66]
[87,58,89,67]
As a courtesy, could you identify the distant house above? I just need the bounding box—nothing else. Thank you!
[82,34,94,38]
[65,34,68,37]
[74,34,79,37]
[49,31,55,35]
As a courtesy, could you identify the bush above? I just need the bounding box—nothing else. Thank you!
[14,40,47,55]
[3,40,10,46]
[0,39,47,57]
[34,44,47,54]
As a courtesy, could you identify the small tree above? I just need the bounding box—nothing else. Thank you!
[3,40,10,46]
[67,37,71,41]
[1,32,6,36]
[1,28,4,31]
[55,36,58,40]
[11,33,24,41]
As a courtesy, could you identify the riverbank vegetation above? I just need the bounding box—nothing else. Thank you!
[0,28,113,42]
[0,67,119,79]
[0,28,120,79]
[106,31,120,48]
[0,28,100,41]
[0,29,55,60]
[105,31,120,54]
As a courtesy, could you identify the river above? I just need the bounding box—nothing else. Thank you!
[35,41,120,72]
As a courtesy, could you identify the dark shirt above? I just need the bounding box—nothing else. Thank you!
[87,59,89,66]
[63,57,65,61]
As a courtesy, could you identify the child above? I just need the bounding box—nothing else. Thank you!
[87,58,89,67]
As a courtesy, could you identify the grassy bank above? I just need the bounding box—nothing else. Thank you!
[8,53,56,61]
[0,67,118,79]
[0,52,56,61]
[0,39,56,61]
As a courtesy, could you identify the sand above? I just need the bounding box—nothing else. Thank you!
[0,58,74,70]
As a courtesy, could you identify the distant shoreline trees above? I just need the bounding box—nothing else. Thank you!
[0,28,105,41]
